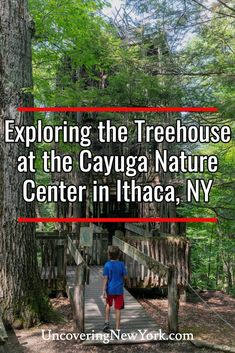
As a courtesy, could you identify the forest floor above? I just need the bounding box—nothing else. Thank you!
[4,290,235,353]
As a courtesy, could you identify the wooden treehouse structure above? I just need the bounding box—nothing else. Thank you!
[36,222,190,341]
[39,96,191,342]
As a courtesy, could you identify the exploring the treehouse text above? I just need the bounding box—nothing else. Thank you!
[4,116,231,205]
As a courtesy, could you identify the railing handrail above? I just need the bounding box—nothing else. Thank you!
[124,222,186,239]
[67,236,87,268]
[113,236,169,276]
[113,235,179,333]
[36,231,80,239]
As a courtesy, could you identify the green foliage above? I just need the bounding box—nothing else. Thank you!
[28,0,234,294]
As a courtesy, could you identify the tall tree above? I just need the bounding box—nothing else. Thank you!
[0,0,48,327]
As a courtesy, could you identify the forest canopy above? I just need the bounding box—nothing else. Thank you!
[0,0,234,339]
[26,0,235,293]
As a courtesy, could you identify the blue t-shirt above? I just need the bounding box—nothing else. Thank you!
[103,260,127,295]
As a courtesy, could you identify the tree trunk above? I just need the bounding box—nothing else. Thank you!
[0,0,48,327]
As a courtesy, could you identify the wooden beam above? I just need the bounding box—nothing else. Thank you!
[36,231,66,239]
[36,232,79,239]
[124,223,182,239]
[67,238,88,333]
[93,224,108,234]
[125,223,152,237]
[113,236,168,276]
[73,283,85,332]
[57,240,65,282]
[113,236,179,333]
[67,236,85,266]
[73,263,86,332]
[167,266,179,333]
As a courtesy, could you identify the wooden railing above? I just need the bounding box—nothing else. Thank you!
[91,225,109,265]
[67,236,89,332]
[36,225,108,289]
[113,235,179,333]
[123,224,190,288]
[36,231,90,331]
[125,223,153,237]
[125,223,181,237]
[35,224,182,332]
[36,231,68,290]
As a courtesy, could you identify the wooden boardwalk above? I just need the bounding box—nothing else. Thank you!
[67,266,162,344]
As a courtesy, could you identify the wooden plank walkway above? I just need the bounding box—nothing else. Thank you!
[67,266,162,344]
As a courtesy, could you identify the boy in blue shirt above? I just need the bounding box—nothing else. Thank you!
[102,245,129,333]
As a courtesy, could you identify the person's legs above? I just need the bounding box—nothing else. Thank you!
[114,295,124,330]
[115,309,121,330]
[105,303,110,322]
[103,296,112,332]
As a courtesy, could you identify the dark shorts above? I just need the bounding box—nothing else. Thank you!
[106,294,124,310]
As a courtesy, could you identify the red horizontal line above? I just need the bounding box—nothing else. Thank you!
[18,107,218,113]
[18,217,218,223]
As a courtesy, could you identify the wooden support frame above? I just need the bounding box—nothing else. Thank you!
[113,236,168,276]
[36,231,90,331]
[67,236,85,266]
[167,266,179,333]
[73,263,86,332]
[57,239,66,288]
[36,232,79,240]
[125,223,152,237]
[67,236,89,332]
[113,235,179,333]
[124,223,178,238]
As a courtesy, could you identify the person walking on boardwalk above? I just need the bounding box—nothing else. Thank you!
[102,245,129,333]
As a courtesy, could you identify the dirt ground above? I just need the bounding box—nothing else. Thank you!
[140,290,235,347]
[4,290,235,353]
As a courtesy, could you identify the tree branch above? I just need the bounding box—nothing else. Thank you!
[217,0,235,13]
[191,0,235,18]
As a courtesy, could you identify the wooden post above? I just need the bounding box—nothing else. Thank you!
[97,234,102,265]
[57,239,65,278]
[85,266,90,285]
[179,287,187,303]
[73,263,85,332]
[57,239,66,291]
[102,230,109,264]
[63,236,68,286]
[168,266,179,333]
